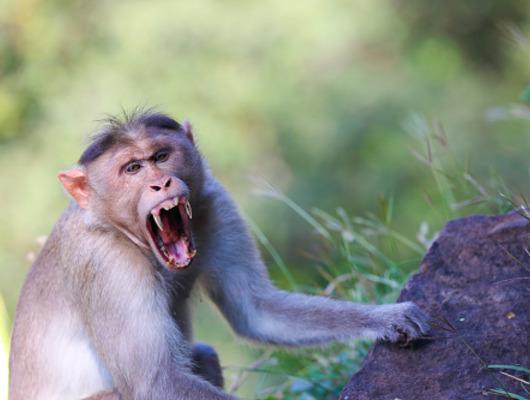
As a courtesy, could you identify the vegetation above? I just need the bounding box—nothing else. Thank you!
[225,125,521,398]
[1,1,529,398]
[486,365,530,400]
[0,296,8,400]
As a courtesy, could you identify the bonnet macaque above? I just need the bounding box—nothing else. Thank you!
[9,111,430,400]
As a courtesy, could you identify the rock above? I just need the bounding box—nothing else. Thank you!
[340,212,530,400]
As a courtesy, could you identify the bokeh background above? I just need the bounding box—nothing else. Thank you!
[1,1,530,398]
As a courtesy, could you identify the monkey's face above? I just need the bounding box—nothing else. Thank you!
[86,132,201,270]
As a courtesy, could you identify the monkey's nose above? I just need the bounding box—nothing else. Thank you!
[150,177,173,192]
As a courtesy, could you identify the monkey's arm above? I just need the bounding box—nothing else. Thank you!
[82,247,235,400]
[198,182,430,346]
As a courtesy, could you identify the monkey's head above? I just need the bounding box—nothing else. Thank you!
[58,111,204,270]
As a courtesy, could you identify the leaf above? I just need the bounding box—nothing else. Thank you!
[488,388,529,400]
[289,378,313,393]
[298,394,317,400]
[488,364,530,374]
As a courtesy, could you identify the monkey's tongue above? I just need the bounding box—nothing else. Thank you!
[166,240,190,265]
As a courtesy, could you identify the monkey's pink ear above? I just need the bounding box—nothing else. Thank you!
[58,168,90,209]
[182,120,195,145]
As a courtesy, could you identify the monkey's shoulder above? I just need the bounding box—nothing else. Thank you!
[32,204,147,277]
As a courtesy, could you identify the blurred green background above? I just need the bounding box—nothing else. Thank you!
[1,1,530,398]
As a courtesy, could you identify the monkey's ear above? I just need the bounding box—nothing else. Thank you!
[58,168,90,209]
[182,120,195,145]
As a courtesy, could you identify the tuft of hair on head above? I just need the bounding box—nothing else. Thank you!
[78,108,184,166]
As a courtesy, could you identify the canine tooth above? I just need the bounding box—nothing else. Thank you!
[153,213,164,231]
[173,198,179,207]
[185,201,193,219]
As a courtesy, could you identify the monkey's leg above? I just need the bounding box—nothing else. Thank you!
[192,342,224,389]
[82,389,121,400]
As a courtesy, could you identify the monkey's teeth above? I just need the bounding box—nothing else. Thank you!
[185,201,193,219]
[163,198,179,211]
[153,213,164,231]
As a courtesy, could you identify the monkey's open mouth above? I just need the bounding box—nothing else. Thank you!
[146,196,196,270]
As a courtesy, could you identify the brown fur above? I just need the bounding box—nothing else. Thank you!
[9,110,429,400]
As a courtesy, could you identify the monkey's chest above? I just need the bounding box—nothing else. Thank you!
[40,319,113,399]
[166,270,199,340]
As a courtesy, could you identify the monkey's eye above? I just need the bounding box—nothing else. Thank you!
[125,161,142,174]
[154,151,169,163]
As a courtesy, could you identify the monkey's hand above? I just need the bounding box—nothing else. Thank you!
[375,302,430,345]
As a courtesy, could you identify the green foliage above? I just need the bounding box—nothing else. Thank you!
[486,364,530,400]
[243,115,523,397]
[521,86,530,103]
[0,293,9,400]
[487,389,529,400]
[258,343,371,400]
[489,365,530,375]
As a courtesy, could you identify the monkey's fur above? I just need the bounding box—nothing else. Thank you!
[9,111,430,400]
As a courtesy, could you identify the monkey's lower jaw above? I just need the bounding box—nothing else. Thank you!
[146,196,196,270]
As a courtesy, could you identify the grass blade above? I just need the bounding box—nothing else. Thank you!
[489,365,530,375]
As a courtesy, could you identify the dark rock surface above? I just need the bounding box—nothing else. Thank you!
[340,212,530,400]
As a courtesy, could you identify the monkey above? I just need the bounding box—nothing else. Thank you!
[9,110,430,400]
